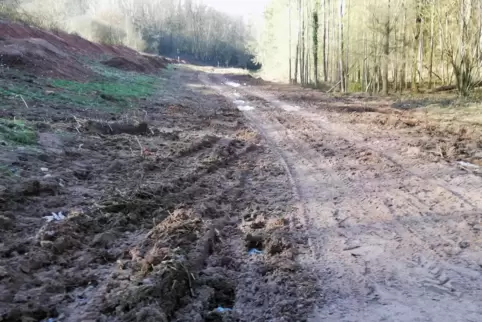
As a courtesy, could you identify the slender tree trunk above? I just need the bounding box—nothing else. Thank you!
[294,0,301,83]
[345,0,350,91]
[339,0,346,92]
[331,0,337,82]
[417,9,424,88]
[294,41,299,83]
[323,0,328,81]
[289,0,292,83]
[313,10,319,87]
[428,0,435,89]
[382,0,390,95]
[401,1,407,92]
[301,2,306,85]
[394,27,399,92]
[412,1,422,92]
[362,0,368,91]
[439,16,445,84]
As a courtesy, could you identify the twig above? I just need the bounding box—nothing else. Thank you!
[437,145,444,158]
[337,217,349,227]
[135,136,143,156]
[327,80,342,93]
[181,263,195,297]
[72,115,82,133]
[19,95,29,109]
[343,245,361,251]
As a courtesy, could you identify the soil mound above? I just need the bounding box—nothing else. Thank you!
[0,37,93,80]
[0,20,168,79]
[0,21,137,57]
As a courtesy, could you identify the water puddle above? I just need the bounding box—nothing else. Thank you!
[237,105,254,111]
[226,81,241,88]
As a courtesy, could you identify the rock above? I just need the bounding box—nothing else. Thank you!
[459,241,470,249]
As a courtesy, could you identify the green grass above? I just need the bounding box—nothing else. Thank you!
[0,119,36,145]
[0,62,164,113]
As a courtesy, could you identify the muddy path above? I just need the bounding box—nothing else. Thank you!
[0,67,317,321]
[201,72,482,322]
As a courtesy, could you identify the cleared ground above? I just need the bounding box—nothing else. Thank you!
[202,71,482,322]
[1,59,318,320]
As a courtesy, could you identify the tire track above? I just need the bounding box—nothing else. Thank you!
[202,71,482,322]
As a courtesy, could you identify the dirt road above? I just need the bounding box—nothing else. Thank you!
[201,71,482,322]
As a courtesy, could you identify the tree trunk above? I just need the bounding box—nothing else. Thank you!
[401,1,407,93]
[301,3,306,85]
[428,0,435,89]
[294,0,301,84]
[323,0,328,82]
[339,0,346,92]
[313,11,319,87]
[289,0,292,83]
[382,0,390,95]
[294,42,299,84]
[417,8,424,88]
[331,0,337,82]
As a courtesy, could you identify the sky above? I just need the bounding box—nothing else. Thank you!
[201,0,270,17]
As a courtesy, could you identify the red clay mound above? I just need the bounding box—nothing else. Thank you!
[0,38,93,80]
[0,21,139,58]
[0,20,168,79]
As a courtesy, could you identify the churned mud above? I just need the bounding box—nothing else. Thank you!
[0,66,317,321]
[204,72,482,322]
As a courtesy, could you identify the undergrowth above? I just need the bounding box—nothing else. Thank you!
[0,119,36,146]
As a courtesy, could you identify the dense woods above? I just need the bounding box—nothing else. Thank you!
[257,0,482,95]
[0,0,257,68]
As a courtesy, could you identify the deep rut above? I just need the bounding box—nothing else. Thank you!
[201,72,482,322]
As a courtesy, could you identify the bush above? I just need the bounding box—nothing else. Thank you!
[91,20,125,46]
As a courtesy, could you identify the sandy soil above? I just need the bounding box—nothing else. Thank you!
[202,72,482,322]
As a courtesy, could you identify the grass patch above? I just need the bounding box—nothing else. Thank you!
[52,75,156,100]
[0,63,163,113]
[0,118,36,145]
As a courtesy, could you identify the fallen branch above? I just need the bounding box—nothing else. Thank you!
[430,81,482,93]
